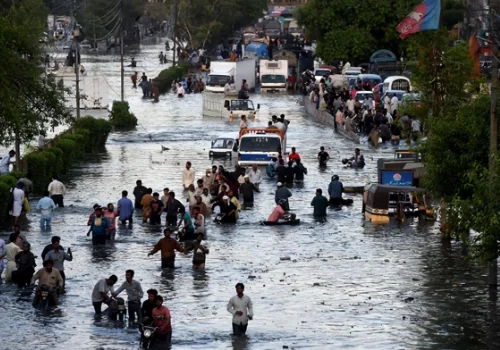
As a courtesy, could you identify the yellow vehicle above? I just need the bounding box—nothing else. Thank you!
[362,184,433,224]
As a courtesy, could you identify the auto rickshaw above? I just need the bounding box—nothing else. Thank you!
[362,184,434,224]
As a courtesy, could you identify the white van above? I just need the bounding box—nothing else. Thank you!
[209,132,240,159]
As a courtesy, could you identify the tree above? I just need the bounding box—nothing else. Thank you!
[76,0,144,42]
[296,0,418,63]
[0,0,72,146]
[165,0,267,50]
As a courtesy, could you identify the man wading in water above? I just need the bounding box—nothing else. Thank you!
[148,228,186,269]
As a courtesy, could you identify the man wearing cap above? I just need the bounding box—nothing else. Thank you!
[275,182,292,211]
[239,175,259,206]
[219,195,238,223]
[148,228,186,269]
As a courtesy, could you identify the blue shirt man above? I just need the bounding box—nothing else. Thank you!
[328,175,344,199]
[117,190,134,228]
[36,191,57,230]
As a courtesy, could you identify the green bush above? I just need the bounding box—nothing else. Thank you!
[61,134,85,158]
[0,182,10,221]
[0,175,18,187]
[19,116,112,197]
[26,151,54,193]
[109,101,138,129]
[45,147,64,177]
[74,116,112,151]
[55,138,77,173]
[154,64,188,94]
[8,171,26,180]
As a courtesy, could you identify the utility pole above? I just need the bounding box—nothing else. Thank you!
[489,2,498,288]
[73,0,81,118]
[120,0,124,102]
[172,0,179,66]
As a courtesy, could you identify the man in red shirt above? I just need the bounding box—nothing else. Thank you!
[288,147,301,162]
[152,295,172,345]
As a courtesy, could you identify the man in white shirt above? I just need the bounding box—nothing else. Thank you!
[385,108,393,125]
[345,97,355,113]
[92,275,118,315]
[248,165,263,189]
[48,176,66,207]
[390,93,399,114]
[0,150,16,175]
[182,161,195,189]
[227,282,253,336]
[411,119,421,133]
[384,93,391,112]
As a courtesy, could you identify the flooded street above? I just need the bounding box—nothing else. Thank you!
[1,44,500,350]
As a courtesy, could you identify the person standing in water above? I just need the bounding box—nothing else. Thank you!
[117,190,134,228]
[310,188,329,217]
[227,283,253,336]
[317,146,330,167]
[133,180,147,210]
[182,161,195,190]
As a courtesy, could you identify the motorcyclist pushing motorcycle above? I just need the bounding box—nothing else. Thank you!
[30,259,63,306]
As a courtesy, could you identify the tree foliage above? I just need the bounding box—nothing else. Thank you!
[0,0,72,146]
[413,31,500,262]
[75,0,144,40]
[166,0,267,49]
[296,0,418,63]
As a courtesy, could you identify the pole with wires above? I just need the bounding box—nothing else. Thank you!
[73,0,81,118]
[120,0,124,102]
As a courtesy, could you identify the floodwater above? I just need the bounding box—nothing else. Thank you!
[1,44,500,350]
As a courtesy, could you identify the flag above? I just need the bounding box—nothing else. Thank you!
[396,0,441,40]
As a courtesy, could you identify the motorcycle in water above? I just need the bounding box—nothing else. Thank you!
[140,322,158,349]
[33,284,56,310]
[108,297,127,321]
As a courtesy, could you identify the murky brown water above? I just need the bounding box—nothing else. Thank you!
[1,44,499,350]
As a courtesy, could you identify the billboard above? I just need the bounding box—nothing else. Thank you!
[380,170,414,187]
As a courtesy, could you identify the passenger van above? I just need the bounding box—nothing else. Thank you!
[209,132,239,159]
[238,128,286,166]
[383,76,411,92]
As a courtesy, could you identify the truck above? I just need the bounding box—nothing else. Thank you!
[205,59,256,93]
[202,92,259,120]
[259,60,288,93]
[237,128,286,166]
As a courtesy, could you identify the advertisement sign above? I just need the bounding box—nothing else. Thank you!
[380,170,414,187]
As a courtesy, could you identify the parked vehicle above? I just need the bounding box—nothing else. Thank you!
[401,92,423,108]
[314,66,334,83]
[362,184,433,224]
[356,74,382,90]
[383,76,411,92]
[209,132,240,159]
[260,60,288,92]
[206,59,256,93]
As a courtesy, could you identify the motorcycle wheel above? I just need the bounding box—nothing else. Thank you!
[119,312,124,321]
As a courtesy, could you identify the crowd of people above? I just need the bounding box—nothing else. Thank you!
[300,69,423,146]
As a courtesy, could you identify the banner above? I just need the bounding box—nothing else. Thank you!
[396,0,441,40]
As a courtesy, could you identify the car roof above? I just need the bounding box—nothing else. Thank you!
[214,132,240,139]
[386,90,406,94]
[358,74,381,79]
[356,91,374,94]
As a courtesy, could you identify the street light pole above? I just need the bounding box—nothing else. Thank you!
[120,0,124,102]
[74,26,81,119]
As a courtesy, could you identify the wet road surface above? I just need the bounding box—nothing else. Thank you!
[1,44,500,350]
